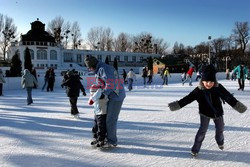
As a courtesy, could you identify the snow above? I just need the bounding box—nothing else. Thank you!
[0,76,250,167]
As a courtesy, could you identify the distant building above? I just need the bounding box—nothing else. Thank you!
[7,19,160,74]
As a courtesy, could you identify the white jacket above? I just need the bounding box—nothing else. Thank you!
[89,89,108,115]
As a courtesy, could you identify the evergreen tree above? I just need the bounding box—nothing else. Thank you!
[105,56,110,65]
[24,47,32,72]
[147,56,153,70]
[113,57,118,71]
[9,51,22,77]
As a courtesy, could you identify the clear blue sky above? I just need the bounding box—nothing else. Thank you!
[1,0,250,50]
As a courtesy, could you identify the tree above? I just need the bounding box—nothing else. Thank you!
[9,51,22,77]
[113,57,118,71]
[24,47,32,72]
[47,16,71,48]
[232,21,249,57]
[71,21,82,49]
[0,14,17,61]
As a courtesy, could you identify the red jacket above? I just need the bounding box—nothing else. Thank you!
[187,67,195,76]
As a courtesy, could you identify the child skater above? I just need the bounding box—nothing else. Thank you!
[88,83,108,148]
[168,65,247,157]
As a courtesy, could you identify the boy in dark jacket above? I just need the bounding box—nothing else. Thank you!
[168,65,247,157]
[61,70,86,118]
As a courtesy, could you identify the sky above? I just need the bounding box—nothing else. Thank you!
[1,74,250,166]
[1,0,250,50]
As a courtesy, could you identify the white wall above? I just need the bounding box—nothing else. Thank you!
[2,72,228,91]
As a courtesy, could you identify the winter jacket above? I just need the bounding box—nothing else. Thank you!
[177,81,238,119]
[61,75,85,97]
[126,70,136,80]
[233,65,248,80]
[94,62,126,101]
[187,67,195,76]
[89,88,108,115]
[21,69,38,88]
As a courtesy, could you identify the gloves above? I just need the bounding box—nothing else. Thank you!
[88,99,94,105]
[233,101,247,113]
[82,92,87,96]
[168,101,181,111]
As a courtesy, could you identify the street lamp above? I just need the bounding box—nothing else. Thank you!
[208,36,212,64]
[225,56,231,71]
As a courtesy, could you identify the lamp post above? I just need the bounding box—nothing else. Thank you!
[208,36,212,64]
[225,56,231,71]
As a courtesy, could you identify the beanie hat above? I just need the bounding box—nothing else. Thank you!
[90,84,101,93]
[66,70,74,76]
[201,65,216,82]
[84,55,98,68]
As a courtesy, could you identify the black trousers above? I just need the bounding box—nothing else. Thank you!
[92,114,107,142]
[238,78,245,90]
[0,83,3,95]
[191,115,224,153]
[69,97,79,115]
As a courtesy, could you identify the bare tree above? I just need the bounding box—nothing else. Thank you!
[47,16,71,48]
[87,27,104,50]
[71,21,82,49]
[232,21,249,56]
[115,32,129,52]
[0,15,17,61]
[211,38,225,55]
[104,27,113,51]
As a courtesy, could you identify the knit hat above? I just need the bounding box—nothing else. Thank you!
[201,65,216,82]
[84,55,98,68]
[90,84,101,93]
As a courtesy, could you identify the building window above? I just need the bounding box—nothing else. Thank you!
[116,56,120,62]
[77,54,82,63]
[97,55,102,61]
[140,56,144,62]
[50,50,57,60]
[124,56,128,62]
[63,52,73,62]
[132,56,136,62]
[37,50,47,60]
[29,49,34,60]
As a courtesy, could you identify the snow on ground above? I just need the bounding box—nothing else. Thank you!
[0,78,250,167]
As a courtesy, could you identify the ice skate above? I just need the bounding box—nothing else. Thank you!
[191,151,198,158]
[218,145,224,150]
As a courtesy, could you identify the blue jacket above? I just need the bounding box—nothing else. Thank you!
[94,62,126,101]
[233,65,248,80]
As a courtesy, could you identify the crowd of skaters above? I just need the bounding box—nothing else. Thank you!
[0,59,249,153]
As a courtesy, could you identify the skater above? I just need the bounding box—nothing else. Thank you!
[88,83,108,148]
[168,65,247,157]
[162,67,171,85]
[142,67,148,86]
[42,69,49,91]
[233,62,248,91]
[182,66,195,86]
[84,55,126,148]
[61,70,86,118]
[122,69,127,84]
[21,69,38,105]
[47,68,55,92]
[126,69,136,91]
[0,69,6,96]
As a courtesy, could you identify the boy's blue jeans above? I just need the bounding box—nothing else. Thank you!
[191,115,224,153]
[106,100,123,145]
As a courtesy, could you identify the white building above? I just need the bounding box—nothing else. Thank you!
[7,19,160,75]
